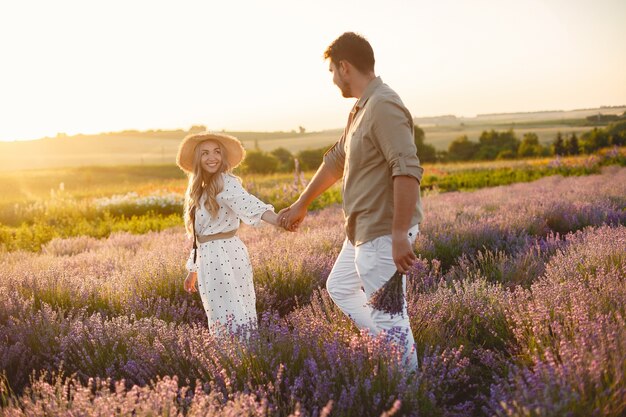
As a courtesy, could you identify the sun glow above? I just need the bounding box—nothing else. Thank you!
[0,0,625,141]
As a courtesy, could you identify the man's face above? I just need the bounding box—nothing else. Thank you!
[329,61,352,98]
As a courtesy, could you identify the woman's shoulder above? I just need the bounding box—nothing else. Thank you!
[222,172,243,185]
[222,172,237,180]
[219,172,245,194]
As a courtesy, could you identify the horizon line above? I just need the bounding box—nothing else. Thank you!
[1,104,625,143]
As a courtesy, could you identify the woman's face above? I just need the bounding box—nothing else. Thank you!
[197,140,223,174]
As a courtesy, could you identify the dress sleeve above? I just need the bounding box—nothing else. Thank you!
[185,248,197,273]
[371,99,424,183]
[221,175,274,226]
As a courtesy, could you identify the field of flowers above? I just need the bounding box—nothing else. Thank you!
[1,148,623,253]
[0,167,625,416]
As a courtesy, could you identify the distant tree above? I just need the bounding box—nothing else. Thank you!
[297,147,328,171]
[241,150,279,174]
[518,133,544,158]
[552,132,567,156]
[188,125,207,134]
[580,128,609,153]
[476,129,519,160]
[298,126,306,134]
[414,125,425,143]
[413,125,436,163]
[271,147,295,172]
[448,135,479,161]
[586,114,619,123]
[607,120,626,146]
[566,133,580,155]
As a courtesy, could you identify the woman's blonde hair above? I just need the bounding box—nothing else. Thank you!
[183,140,232,236]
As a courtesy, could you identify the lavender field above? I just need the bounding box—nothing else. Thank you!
[1,167,625,416]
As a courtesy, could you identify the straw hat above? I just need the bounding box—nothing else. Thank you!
[176,132,246,173]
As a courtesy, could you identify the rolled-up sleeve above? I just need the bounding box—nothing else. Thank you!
[322,137,346,178]
[372,99,424,183]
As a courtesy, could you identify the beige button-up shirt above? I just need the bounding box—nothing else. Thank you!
[323,77,424,246]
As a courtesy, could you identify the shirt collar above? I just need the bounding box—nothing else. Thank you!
[355,76,382,111]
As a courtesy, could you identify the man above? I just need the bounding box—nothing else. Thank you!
[278,32,423,369]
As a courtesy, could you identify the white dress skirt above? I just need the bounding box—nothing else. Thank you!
[186,173,273,335]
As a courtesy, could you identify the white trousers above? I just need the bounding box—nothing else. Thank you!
[326,224,420,370]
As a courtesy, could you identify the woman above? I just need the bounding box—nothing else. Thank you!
[176,131,281,335]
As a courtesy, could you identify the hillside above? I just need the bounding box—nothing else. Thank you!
[0,130,342,171]
[0,106,623,171]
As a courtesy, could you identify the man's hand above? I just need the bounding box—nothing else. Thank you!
[392,235,417,273]
[278,202,307,231]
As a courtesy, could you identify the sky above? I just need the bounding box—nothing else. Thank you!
[0,0,625,141]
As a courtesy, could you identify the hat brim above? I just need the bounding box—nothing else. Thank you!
[176,132,246,173]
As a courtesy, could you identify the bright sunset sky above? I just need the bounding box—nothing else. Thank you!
[0,0,624,142]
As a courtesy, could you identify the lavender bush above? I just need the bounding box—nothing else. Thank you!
[1,168,625,416]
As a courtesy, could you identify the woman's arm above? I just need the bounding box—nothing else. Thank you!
[261,209,279,226]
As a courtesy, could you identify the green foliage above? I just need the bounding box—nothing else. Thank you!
[414,125,437,163]
[241,150,280,174]
[496,150,516,160]
[0,164,187,207]
[567,133,580,155]
[420,151,626,193]
[476,129,520,160]
[296,147,328,171]
[2,149,624,252]
[445,123,624,162]
[448,135,480,161]
[607,120,626,147]
[586,114,621,123]
[270,147,295,172]
[517,133,545,158]
[580,128,610,154]
[577,121,626,153]
[0,212,182,252]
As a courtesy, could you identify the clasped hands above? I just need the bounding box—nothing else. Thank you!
[276,201,307,232]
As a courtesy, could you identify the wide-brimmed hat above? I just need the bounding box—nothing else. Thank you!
[176,132,246,173]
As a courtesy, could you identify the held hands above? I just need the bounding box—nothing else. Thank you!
[262,209,297,232]
[277,202,307,232]
[184,272,197,293]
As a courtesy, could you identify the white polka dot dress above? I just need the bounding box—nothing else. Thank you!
[186,173,273,334]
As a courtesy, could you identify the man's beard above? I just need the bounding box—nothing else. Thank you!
[339,83,352,98]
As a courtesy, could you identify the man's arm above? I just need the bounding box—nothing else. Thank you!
[279,161,341,229]
[392,175,419,273]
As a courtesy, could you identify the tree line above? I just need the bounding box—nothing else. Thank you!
[239,119,626,173]
[240,147,328,174]
[443,120,626,162]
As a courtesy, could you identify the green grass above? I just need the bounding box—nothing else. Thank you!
[422,164,599,192]
[1,149,623,252]
[0,164,187,206]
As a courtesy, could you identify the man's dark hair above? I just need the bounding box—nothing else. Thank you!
[323,32,375,74]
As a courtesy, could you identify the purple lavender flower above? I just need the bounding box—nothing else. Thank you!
[368,270,405,316]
